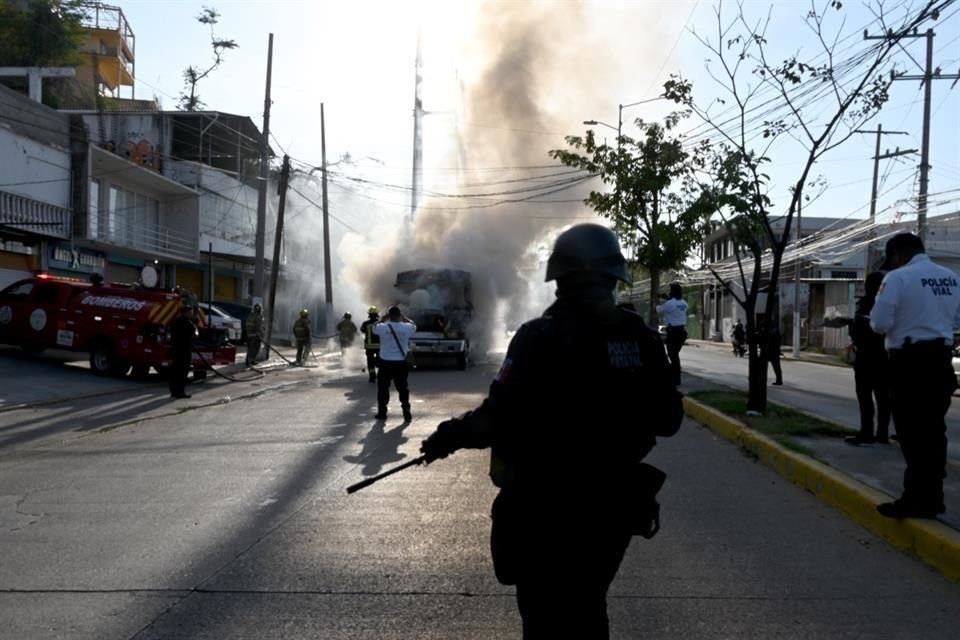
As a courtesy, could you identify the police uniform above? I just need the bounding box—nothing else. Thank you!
[373,316,416,420]
[422,299,682,638]
[656,296,688,386]
[870,252,960,515]
[360,314,381,382]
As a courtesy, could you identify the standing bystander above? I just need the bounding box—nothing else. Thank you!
[846,272,891,445]
[656,283,688,386]
[373,306,416,421]
[870,233,960,518]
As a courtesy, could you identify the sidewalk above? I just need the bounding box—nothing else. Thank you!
[688,338,849,367]
[683,372,960,580]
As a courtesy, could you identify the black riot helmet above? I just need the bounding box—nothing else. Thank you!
[545,224,629,283]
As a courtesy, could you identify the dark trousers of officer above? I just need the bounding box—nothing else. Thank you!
[296,339,310,364]
[854,359,890,440]
[768,347,783,384]
[888,344,954,511]
[664,326,687,386]
[246,337,261,366]
[365,349,378,381]
[377,359,410,414]
[169,358,189,397]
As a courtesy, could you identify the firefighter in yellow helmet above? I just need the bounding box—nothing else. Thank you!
[292,308,312,365]
[360,306,381,383]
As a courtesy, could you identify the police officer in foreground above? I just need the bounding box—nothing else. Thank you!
[169,301,198,399]
[870,233,960,518]
[360,306,381,383]
[420,224,683,639]
[245,303,264,367]
[656,282,688,386]
[292,309,312,365]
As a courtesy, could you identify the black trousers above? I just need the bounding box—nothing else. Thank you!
[168,359,189,396]
[246,337,261,365]
[377,359,410,413]
[854,358,890,440]
[365,349,379,381]
[768,349,783,384]
[296,339,310,364]
[664,326,687,386]
[888,346,955,510]
[513,529,631,640]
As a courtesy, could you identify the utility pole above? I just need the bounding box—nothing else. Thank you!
[253,33,274,308]
[320,103,334,337]
[266,154,291,348]
[792,201,803,357]
[865,28,960,242]
[410,32,424,221]
[853,125,913,273]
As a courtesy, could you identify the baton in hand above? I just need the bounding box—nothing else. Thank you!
[346,455,427,494]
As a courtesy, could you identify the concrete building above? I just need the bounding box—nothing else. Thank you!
[0,85,73,288]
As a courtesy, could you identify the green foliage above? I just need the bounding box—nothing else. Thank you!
[689,390,852,438]
[549,111,709,281]
[179,6,238,111]
[0,0,87,67]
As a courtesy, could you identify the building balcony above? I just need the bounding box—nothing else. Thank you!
[88,211,197,262]
[0,189,71,240]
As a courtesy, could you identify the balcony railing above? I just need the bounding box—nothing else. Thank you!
[78,2,135,58]
[0,190,71,239]
[90,212,197,262]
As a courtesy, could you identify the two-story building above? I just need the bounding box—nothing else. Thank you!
[0,85,74,288]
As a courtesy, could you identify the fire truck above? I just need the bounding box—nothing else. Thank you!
[0,274,236,377]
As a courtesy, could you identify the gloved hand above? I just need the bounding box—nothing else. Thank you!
[420,420,461,463]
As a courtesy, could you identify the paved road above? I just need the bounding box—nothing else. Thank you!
[1,358,959,639]
[680,342,960,459]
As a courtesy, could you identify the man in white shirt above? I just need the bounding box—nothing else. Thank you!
[373,306,417,421]
[656,283,689,386]
[870,233,960,519]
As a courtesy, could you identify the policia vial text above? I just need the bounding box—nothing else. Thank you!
[921,277,958,296]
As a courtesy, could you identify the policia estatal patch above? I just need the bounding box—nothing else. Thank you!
[607,340,644,368]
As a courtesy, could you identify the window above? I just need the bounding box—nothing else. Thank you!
[107,185,159,248]
[0,281,33,298]
[32,284,59,305]
[89,178,100,238]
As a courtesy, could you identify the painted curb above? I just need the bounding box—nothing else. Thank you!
[683,396,960,581]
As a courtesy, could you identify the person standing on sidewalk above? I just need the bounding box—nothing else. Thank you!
[245,303,264,367]
[360,306,381,383]
[373,306,416,421]
[846,272,891,445]
[420,224,683,639]
[656,283,688,386]
[169,302,197,399]
[870,233,960,519]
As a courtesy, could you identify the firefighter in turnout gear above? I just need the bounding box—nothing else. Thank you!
[419,223,683,639]
[360,306,381,383]
[169,301,198,398]
[336,312,359,355]
[292,309,312,365]
[246,303,264,366]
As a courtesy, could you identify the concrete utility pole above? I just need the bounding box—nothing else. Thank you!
[266,155,291,348]
[253,33,275,308]
[853,125,913,273]
[865,28,960,242]
[320,103,334,336]
[410,33,424,221]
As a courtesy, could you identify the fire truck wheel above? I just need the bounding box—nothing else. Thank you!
[89,341,129,377]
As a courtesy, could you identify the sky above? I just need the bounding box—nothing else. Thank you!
[112,0,960,304]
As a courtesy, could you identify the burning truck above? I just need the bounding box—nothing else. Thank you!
[394,269,472,370]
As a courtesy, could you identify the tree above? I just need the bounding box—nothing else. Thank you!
[178,6,237,111]
[664,0,949,414]
[550,112,711,323]
[0,0,86,104]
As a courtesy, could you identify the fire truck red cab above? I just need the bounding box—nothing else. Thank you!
[0,274,236,377]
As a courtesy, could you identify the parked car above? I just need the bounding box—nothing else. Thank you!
[198,303,242,343]
[210,301,253,345]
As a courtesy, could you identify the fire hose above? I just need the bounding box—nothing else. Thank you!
[191,344,266,383]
